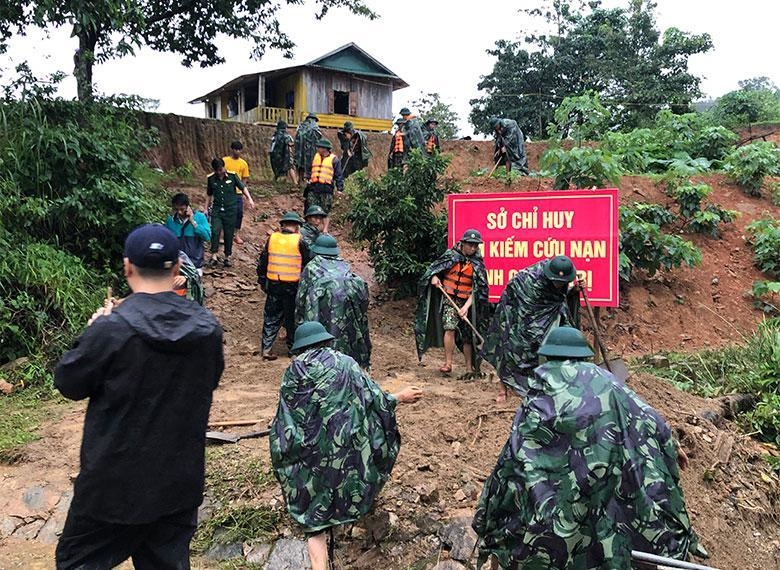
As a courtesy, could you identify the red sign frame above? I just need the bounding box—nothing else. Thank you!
[447,189,619,306]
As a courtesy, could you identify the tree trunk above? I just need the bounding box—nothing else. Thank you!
[74,28,98,101]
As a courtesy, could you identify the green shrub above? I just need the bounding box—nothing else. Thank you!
[619,204,701,280]
[746,217,780,278]
[723,141,780,197]
[751,280,780,315]
[630,202,675,227]
[539,146,622,189]
[347,150,455,297]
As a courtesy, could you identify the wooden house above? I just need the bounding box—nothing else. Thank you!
[189,43,408,132]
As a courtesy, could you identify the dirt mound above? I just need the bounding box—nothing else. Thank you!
[2,167,780,568]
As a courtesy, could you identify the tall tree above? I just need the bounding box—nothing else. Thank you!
[0,1,376,101]
[470,0,712,137]
[409,92,460,140]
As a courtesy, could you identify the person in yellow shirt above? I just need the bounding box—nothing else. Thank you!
[223,141,255,245]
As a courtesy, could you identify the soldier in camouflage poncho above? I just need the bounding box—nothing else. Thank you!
[490,116,529,175]
[473,326,705,570]
[399,107,426,151]
[299,205,325,263]
[415,229,489,376]
[269,120,298,185]
[270,321,422,570]
[174,251,204,305]
[295,235,372,368]
[481,255,581,403]
[294,113,322,181]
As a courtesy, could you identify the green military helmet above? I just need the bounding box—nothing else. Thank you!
[460,229,483,244]
[315,138,333,149]
[399,107,411,116]
[279,211,304,225]
[276,120,288,129]
[395,118,407,125]
[543,255,577,283]
[343,121,354,131]
[311,234,340,257]
[304,205,327,218]
[488,116,500,129]
[538,326,594,359]
[291,321,335,353]
[306,113,319,121]
[425,117,439,125]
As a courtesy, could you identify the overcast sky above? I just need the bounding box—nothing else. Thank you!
[2,0,778,135]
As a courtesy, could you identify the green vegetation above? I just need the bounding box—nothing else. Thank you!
[671,182,736,238]
[409,92,460,140]
[708,77,780,129]
[746,217,780,315]
[723,141,780,197]
[539,146,622,190]
[347,150,455,297]
[640,318,780,446]
[193,448,279,554]
[470,1,712,137]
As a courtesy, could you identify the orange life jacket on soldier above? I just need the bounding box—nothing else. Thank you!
[426,135,436,153]
[393,132,405,153]
[442,261,473,300]
[310,153,335,184]
[267,232,302,282]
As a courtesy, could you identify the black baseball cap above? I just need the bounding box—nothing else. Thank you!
[124,224,180,269]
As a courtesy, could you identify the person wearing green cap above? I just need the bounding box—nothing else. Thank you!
[269,320,422,570]
[337,120,372,178]
[294,113,322,182]
[300,205,326,262]
[388,118,409,169]
[399,107,426,150]
[415,229,489,378]
[295,234,371,368]
[269,120,299,185]
[424,117,441,154]
[491,116,529,174]
[206,157,248,268]
[256,211,310,360]
[473,326,705,570]
[304,138,344,234]
[480,255,583,404]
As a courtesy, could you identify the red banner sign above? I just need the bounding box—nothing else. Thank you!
[448,189,619,306]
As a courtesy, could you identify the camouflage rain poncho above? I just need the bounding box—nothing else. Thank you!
[473,360,703,569]
[405,116,426,150]
[298,223,321,263]
[295,256,372,368]
[269,347,400,533]
[294,118,323,179]
[494,118,529,174]
[269,127,294,178]
[480,260,579,394]
[415,246,489,369]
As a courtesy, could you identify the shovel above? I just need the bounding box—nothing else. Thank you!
[580,287,629,382]
[205,428,271,444]
[436,284,484,350]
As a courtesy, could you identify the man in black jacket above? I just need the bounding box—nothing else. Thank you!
[54,224,225,570]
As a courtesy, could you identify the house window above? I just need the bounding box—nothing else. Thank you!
[334,90,349,115]
[207,101,218,119]
[285,90,295,109]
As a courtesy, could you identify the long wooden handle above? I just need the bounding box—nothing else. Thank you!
[580,288,613,373]
[437,284,485,346]
[207,419,262,428]
[487,156,502,178]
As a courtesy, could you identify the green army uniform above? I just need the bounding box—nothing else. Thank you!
[207,171,244,259]
[269,324,400,534]
[299,205,325,264]
[473,327,706,569]
[337,121,372,178]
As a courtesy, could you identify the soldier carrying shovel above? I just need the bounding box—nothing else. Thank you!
[415,229,489,378]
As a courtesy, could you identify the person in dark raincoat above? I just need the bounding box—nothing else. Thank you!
[269,321,423,570]
[299,205,326,263]
[295,235,371,368]
[481,255,581,404]
[490,116,529,174]
[424,117,441,154]
[337,121,372,178]
[269,120,298,185]
[295,113,322,182]
[399,107,426,150]
[473,326,706,570]
[415,229,489,377]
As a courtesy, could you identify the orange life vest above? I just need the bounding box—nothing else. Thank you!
[267,232,302,282]
[442,261,474,300]
[426,134,436,153]
[310,153,335,184]
[393,131,405,153]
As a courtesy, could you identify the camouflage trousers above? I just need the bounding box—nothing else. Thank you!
[442,296,467,330]
[304,187,334,215]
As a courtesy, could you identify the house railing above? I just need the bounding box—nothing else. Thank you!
[230,106,298,125]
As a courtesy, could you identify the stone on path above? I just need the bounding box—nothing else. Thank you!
[265,538,311,570]
[439,516,478,563]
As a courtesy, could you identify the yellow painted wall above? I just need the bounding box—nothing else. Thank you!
[316,113,392,132]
